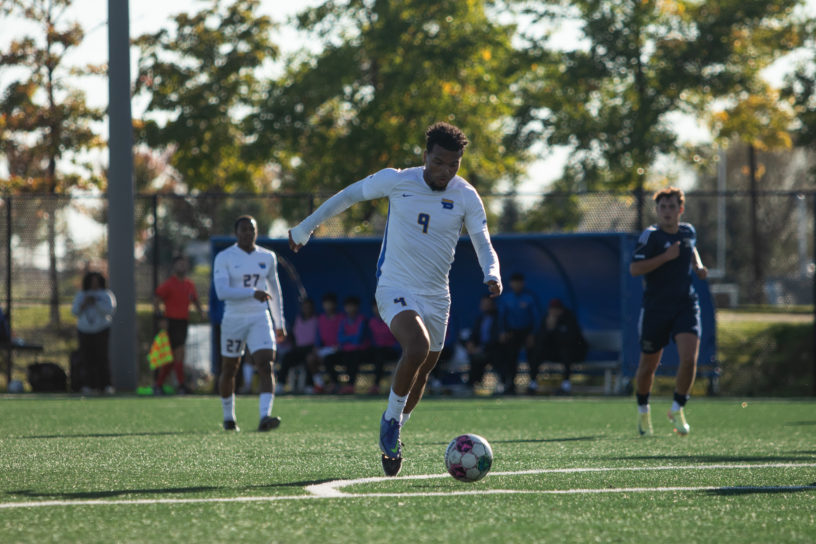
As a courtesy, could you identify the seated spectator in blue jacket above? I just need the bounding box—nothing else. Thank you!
[324,296,369,394]
[466,294,501,392]
[498,272,541,395]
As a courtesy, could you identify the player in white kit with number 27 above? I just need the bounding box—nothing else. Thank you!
[213,215,286,432]
[289,123,502,476]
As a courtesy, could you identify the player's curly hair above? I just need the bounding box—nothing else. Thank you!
[653,187,684,207]
[425,122,469,153]
[234,215,257,232]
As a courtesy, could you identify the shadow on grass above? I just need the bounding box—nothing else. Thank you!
[606,454,815,463]
[784,421,816,426]
[416,436,600,446]
[706,484,816,496]
[17,431,200,439]
[4,479,335,500]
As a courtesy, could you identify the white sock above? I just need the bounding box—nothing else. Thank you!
[260,392,274,418]
[671,401,682,412]
[222,394,236,422]
[638,404,650,414]
[401,411,412,426]
[384,389,408,422]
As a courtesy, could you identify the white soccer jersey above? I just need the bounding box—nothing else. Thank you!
[363,167,498,295]
[290,166,501,296]
[212,244,285,328]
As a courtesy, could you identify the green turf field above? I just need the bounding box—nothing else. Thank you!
[1,395,814,543]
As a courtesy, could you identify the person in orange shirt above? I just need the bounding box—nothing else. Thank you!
[154,256,206,394]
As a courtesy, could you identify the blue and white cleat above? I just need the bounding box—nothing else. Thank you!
[379,412,403,476]
[668,407,690,436]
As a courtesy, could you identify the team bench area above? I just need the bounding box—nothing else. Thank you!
[211,232,717,394]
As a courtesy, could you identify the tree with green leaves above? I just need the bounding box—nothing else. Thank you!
[0,0,104,326]
[514,0,805,230]
[133,0,278,193]
[248,0,530,231]
[785,16,816,155]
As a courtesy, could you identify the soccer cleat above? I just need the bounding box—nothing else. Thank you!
[379,413,402,457]
[258,415,281,432]
[223,420,240,432]
[638,411,653,436]
[381,453,403,477]
[379,412,403,476]
[668,407,690,436]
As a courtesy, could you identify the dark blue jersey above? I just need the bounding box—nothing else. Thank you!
[632,223,698,309]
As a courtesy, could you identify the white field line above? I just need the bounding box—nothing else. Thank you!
[1,462,814,510]
[306,463,816,498]
[305,462,816,498]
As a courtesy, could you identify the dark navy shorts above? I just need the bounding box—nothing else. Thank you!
[638,303,701,354]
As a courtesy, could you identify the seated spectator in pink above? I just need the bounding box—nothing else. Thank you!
[310,292,343,393]
[278,298,319,392]
[367,301,401,395]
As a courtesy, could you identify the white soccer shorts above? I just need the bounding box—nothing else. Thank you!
[375,285,450,352]
[220,312,276,357]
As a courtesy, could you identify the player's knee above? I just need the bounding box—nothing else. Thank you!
[403,333,430,361]
[221,358,240,375]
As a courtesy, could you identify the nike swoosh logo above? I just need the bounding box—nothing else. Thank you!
[402,193,413,197]
[390,443,399,454]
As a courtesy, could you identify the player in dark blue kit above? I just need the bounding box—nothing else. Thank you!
[630,187,707,436]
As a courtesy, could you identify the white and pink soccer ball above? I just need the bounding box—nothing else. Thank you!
[444,433,493,482]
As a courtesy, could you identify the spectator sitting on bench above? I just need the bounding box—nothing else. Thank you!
[530,298,587,396]
[367,301,401,395]
[466,294,501,393]
[498,272,541,395]
[309,292,343,393]
[278,298,319,393]
[324,296,369,394]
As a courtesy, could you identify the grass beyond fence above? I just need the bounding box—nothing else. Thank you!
[3,306,814,396]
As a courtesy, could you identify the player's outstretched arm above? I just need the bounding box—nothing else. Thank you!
[288,180,368,251]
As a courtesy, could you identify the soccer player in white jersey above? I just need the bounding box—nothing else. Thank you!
[289,123,502,476]
[213,215,287,432]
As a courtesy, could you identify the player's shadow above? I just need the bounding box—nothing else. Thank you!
[607,454,814,463]
[18,431,200,439]
[491,436,600,445]
[784,420,816,426]
[4,479,335,501]
[6,486,220,500]
[706,484,816,496]
[416,436,599,446]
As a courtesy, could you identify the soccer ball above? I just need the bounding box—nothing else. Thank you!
[444,433,493,482]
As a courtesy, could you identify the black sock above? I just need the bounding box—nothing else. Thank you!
[673,391,689,407]
[636,393,650,406]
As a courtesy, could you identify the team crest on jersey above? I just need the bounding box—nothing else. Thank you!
[441,198,454,210]
[259,262,267,269]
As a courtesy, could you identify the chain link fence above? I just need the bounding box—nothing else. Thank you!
[2,189,814,394]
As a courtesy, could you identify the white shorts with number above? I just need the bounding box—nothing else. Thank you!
[220,312,276,357]
[375,285,450,352]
